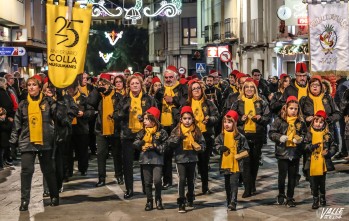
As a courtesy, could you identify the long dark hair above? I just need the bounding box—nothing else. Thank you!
[187,81,206,105]
[280,100,303,121]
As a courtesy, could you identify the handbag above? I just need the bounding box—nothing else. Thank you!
[234,150,249,160]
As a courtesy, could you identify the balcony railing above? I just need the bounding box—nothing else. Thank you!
[224,17,238,39]
[250,18,263,43]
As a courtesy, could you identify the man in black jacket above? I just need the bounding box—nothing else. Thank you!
[252,69,271,101]
[282,62,309,103]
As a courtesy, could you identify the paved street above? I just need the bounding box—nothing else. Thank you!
[0,143,348,221]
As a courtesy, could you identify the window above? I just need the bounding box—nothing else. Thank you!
[106,20,115,25]
[224,18,231,38]
[182,17,197,46]
[92,20,102,25]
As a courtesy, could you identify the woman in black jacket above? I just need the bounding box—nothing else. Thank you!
[269,96,307,207]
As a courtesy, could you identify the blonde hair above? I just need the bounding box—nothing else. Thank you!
[238,81,261,100]
[126,75,145,94]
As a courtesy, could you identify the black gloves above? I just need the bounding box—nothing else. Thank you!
[219,145,230,153]
[309,143,320,152]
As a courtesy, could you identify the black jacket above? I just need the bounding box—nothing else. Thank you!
[204,85,223,112]
[269,117,307,160]
[167,124,206,163]
[0,117,12,148]
[269,91,284,115]
[0,88,15,118]
[257,78,271,99]
[115,92,157,140]
[222,92,240,116]
[133,127,168,165]
[214,132,249,174]
[281,79,307,104]
[71,93,95,135]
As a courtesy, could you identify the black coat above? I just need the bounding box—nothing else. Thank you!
[133,127,168,165]
[204,86,223,112]
[269,91,284,115]
[214,132,249,174]
[222,92,240,116]
[0,88,15,118]
[269,117,307,160]
[167,124,206,163]
[281,79,307,104]
[257,78,271,99]
[0,118,12,148]
[71,93,95,135]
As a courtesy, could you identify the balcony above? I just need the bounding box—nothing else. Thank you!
[224,18,238,39]
[250,18,263,43]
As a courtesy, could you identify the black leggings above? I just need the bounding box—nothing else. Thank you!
[177,162,196,202]
[142,165,162,200]
[224,172,240,201]
[277,159,298,198]
[311,174,326,197]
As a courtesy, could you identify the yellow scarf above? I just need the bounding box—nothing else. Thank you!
[129,91,143,133]
[161,82,179,126]
[295,82,308,101]
[79,85,89,96]
[221,130,239,173]
[72,91,80,125]
[310,127,327,176]
[231,85,238,93]
[241,95,257,133]
[309,93,325,114]
[101,90,115,135]
[191,97,207,133]
[286,117,297,147]
[142,126,157,152]
[27,93,43,145]
[181,124,196,151]
[116,89,125,96]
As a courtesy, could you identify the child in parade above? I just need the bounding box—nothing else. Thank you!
[167,106,206,213]
[133,107,168,211]
[214,110,249,211]
[304,110,337,209]
[269,96,307,207]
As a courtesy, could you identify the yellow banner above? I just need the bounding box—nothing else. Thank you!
[46,0,92,88]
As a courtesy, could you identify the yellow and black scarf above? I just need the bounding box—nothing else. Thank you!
[286,116,297,147]
[241,95,257,133]
[72,91,80,125]
[309,92,325,114]
[142,126,157,152]
[181,124,196,151]
[295,82,308,101]
[221,130,239,173]
[310,127,327,176]
[191,97,207,133]
[129,91,143,133]
[161,82,179,126]
[101,90,115,135]
[28,93,43,145]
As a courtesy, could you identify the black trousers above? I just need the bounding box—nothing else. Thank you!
[142,164,162,200]
[277,159,298,198]
[177,162,196,202]
[21,150,58,202]
[224,172,240,202]
[114,136,123,178]
[88,115,97,154]
[122,139,134,192]
[70,134,89,173]
[339,118,348,155]
[162,126,173,185]
[44,143,64,192]
[96,135,120,179]
[61,135,72,178]
[311,174,326,197]
[197,133,213,192]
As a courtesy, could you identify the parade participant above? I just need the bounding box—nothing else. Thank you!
[269,96,307,207]
[222,73,248,116]
[116,75,156,198]
[9,76,68,210]
[231,78,271,197]
[148,76,162,97]
[222,70,239,102]
[204,75,222,112]
[124,69,131,79]
[79,72,95,97]
[282,62,309,102]
[269,76,279,93]
[144,65,153,78]
[304,111,337,209]
[154,65,188,189]
[133,107,168,211]
[167,106,205,213]
[251,69,271,101]
[114,75,126,96]
[0,107,12,171]
[214,110,249,211]
[270,74,291,115]
[91,74,124,187]
[186,79,219,194]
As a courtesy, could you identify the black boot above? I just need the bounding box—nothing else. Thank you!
[95,178,106,187]
[145,199,153,211]
[177,198,186,213]
[312,197,319,209]
[320,194,326,207]
[50,197,59,207]
[19,201,29,211]
[276,194,286,205]
[228,193,237,211]
[124,190,134,199]
[156,198,164,210]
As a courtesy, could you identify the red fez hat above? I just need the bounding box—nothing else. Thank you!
[192,74,198,79]
[180,74,185,79]
[236,73,246,80]
[188,78,199,86]
[279,73,288,79]
[166,65,178,75]
[43,77,49,84]
[181,106,193,115]
[31,75,43,84]
[152,76,161,84]
[231,70,240,76]
[145,65,152,72]
[209,69,217,75]
[99,73,112,82]
[286,96,298,104]
[225,110,239,122]
[311,75,322,82]
[245,77,259,87]
[179,78,188,85]
[133,72,144,78]
[296,62,307,73]
[124,69,131,73]
[186,76,192,81]
[315,110,327,120]
[146,107,160,120]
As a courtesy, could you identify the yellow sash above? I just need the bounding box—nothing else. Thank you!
[241,95,257,133]
[27,93,44,145]
[181,124,196,151]
[191,97,207,133]
[286,117,297,147]
[101,90,115,135]
[231,85,238,93]
[129,91,143,133]
[221,130,239,173]
[161,82,179,126]
[79,85,89,96]
[295,82,308,101]
[309,93,325,114]
[310,127,327,176]
[142,126,157,151]
[72,91,80,125]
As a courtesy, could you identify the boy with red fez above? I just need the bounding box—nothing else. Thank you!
[123,69,131,79]
[304,110,337,209]
[89,73,125,187]
[251,69,271,101]
[144,65,153,77]
[282,62,309,103]
[205,74,223,112]
[154,65,188,189]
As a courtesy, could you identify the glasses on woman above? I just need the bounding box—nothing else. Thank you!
[192,86,201,91]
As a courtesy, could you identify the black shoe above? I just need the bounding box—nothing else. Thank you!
[286,198,296,207]
[320,195,326,207]
[95,179,106,187]
[116,177,124,185]
[334,152,348,159]
[178,204,186,213]
[156,199,164,210]
[238,182,243,187]
[312,197,319,209]
[4,160,13,166]
[19,201,29,211]
[242,191,252,198]
[63,177,69,183]
[296,174,301,186]
[50,197,59,207]
[186,202,193,208]
[43,191,50,198]
[81,171,87,176]
[202,189,213,195]
[124,190,134,199]
[228,201,237,211]
[276,194,286,205]
[162,183,171,190]
[145,199,153,211]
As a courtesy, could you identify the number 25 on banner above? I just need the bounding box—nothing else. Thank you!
[46,0,92,88]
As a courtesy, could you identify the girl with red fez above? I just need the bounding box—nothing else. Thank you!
[304,111,337,209]
[133,107,168,211]
[231,78,271,198]
[214,110,249,211]
[270,74,291,115]
[269,96,307,207]
[167,106,205,213]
